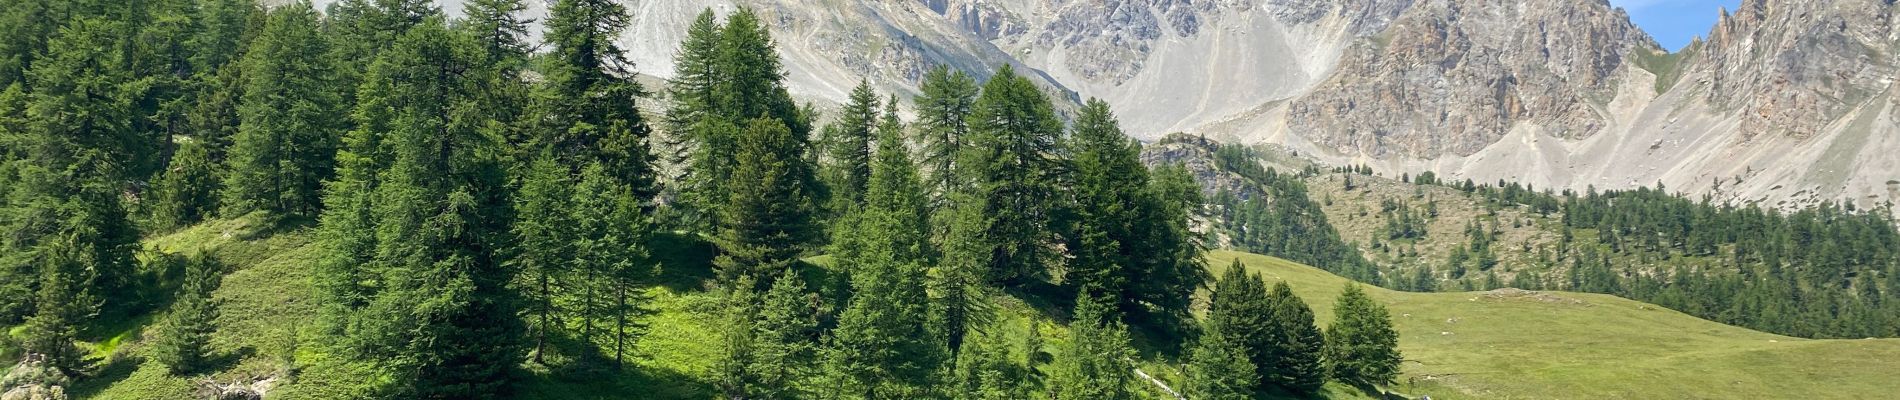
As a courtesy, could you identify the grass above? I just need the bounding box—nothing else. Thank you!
[62,217,1900,399]
[1207,250,1900,400]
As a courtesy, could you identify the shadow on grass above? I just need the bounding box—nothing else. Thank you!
[648,232,717,292]
[66,353,141,398]
[519,330,712,399]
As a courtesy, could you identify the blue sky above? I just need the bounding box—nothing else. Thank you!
[1611,0,1744,51]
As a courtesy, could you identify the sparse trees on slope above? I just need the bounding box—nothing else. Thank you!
[20,237,93,373]
[1325,284,1403,387]
[222,2,342,221]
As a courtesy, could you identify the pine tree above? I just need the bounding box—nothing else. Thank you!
[952,320,1036,400]
[539,0,656,199]
[1325,284,1403,387]
[715,118,819,286]
[511,154,572,363]
[820,104,943,398]
[21,237,91,372]
[1184,324,1257,400]
[222,1,342,221]
[312,19,524,398]
[151,253,221,375]
[913,65,978,213]
[1047,293,1136,400]
[1065,99,1143,302]
[962,65,1065,285]
[149,138,219,232]
[1207,260,1278,393]
[717,274,820,399]
[1267,281,1327,394]
[820,80,879,215]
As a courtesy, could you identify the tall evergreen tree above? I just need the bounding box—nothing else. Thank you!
[1062,98,1203,322]
[933,190,994,356]
[913,65,978,213]
[664,10,726,229]
[1183,323,1257,400]
[1047,293,1136,400]
[820,103,943,398]
[714,118,819,285]
[222,1,342,221]
[20,237,92,373]
[1206,260,1279,394]
[539,0,655,199]
[716,274,820,399]
[820,80,879,215]
[1266,281,1327,394]
[148,138,219,232]
[1325,284,1403,388]
[962,65,1065,285]
[569,161,655,366]
[511,154,572,363]
[312,19,524,398]
[151,253,222,374]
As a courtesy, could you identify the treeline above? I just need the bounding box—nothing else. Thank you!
[1423,177,1900,338]
[1204,141,1382,284]
[0,1,1405,398]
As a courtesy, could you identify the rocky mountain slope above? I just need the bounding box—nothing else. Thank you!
[621,0,1900,210]
[320,0,1899,209]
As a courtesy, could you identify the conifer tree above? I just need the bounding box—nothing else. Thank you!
[1184,324,1257,400]
[312,19,524,398]
[1207,260,1278,393]
[820,80,879,215]
[1267,281,1327,394]
[962,65,1065,285]
[664,10,726,228]
[716,274,819,399]
[511,154,572,363]
[952,321,1036,400]
[1325,284,1403,387]
[570,161,654,364]
[149,139,219,232]
[151,253,221,375]
[715,118,819,285]
[933,191,994,355]
[20,237,91,372]
[820,103,943,398]
[222,2,342,221]
[1047,293,1136,400]
[540,0,655,198]
[914,65,978,212]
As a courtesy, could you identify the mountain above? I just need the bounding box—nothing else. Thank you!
[614,0,1900,211]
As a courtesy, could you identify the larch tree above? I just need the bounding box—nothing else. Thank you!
[511,154,573,364]
[820,80,879,216]
[1324,283,1403,388]
[1267,281,1328,394]
[222,1,342,222]
[1046,293,1136,400]
[539,0,655,199]
[820,99,945,398]
[913,65,978,215]
[961,65,1066,286]
[1184,321,1257,400]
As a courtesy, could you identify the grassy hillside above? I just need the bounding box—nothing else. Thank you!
[1207,250,1900,400]
[45,218,1900,399]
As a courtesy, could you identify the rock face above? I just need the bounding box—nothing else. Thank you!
[322,0,1900,209]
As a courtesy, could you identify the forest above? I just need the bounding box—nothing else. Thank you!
[0,1,1402,399]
